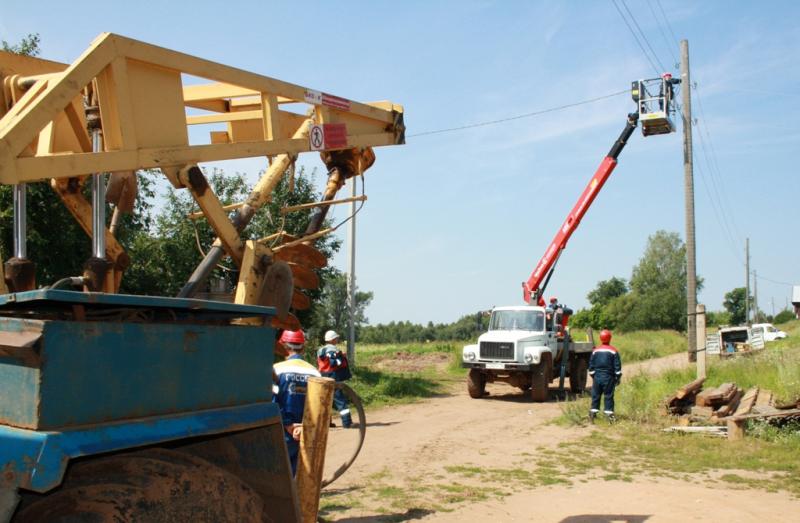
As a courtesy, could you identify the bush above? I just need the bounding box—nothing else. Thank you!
[775,310,796,325]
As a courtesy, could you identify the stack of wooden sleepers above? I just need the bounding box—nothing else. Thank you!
[664,378,800,439]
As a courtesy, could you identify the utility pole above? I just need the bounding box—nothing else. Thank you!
[681,39,698,362]
[745,238,750,325]
[753,269,759,323]
[346,176,357,366]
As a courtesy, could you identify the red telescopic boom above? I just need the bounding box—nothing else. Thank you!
[523,113,640,304]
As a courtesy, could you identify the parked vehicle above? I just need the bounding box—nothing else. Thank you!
[751,323,787,342]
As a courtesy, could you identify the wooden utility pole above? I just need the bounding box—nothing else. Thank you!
[753,269,759,322]
[346,176,357,366]
[681,39,698,362]
[745,238,750,325]
[696,304,706,379]
[296,376,335,523]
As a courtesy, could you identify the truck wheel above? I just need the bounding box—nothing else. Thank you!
[569,356,588,394]
[530,363,549,402]
[14,448,267,522]
[467,369,486,398]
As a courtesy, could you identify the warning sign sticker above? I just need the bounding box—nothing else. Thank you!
[308,123,348,151]
[309,124,325,151]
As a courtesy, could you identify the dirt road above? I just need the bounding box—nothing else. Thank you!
[321,353,799,522]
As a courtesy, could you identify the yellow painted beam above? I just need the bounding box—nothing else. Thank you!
[177,165,244,266]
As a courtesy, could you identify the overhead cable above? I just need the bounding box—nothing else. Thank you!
[619,0,667,72]
[408,89,628,138]
[610,0,661,76]
[645,0,679,66]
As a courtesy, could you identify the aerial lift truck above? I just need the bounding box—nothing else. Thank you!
[462,75,678,401]
[0,33,404,521]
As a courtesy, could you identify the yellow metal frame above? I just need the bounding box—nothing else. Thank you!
[0,33,404,185]
[0,33,404,296]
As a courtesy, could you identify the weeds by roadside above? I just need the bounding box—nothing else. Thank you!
[556,345,800,496]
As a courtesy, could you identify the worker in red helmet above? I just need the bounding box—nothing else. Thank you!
[549,297,560,310]
[588,329,622,423]
[317,330,353,428]
[273,329,320,475]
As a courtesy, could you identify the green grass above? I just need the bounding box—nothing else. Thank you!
[613,330,687,362]
[555,343,800,495]
[347,341,467,408]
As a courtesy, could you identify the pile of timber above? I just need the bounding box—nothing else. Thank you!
[666,379,800,428]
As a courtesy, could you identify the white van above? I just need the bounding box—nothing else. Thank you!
[751,323,787,342]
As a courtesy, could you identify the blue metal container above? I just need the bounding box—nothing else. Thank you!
[0,290,276,430]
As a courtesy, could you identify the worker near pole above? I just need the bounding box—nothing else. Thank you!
[317,330,353,428]
[273,329,320,475]
[588,329,622,423]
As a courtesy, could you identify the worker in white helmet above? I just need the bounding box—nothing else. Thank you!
[317,330,353,428]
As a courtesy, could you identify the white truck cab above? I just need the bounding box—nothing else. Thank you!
[751,323,787,342]
[462,305,591,401]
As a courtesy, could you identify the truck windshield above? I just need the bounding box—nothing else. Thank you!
[489,310,544,331]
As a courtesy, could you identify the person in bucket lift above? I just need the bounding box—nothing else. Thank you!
[588,329,622,423]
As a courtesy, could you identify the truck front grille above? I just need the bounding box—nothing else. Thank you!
[480,341,515,360]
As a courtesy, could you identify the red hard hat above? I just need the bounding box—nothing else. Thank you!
[549,296,558,302]
[599,329,612,344]
[280,329,305,345]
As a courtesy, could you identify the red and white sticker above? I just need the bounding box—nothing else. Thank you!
[308,123,348,151]
[304,89,323,105]
[321,93,351,111]
[303,89,351,111]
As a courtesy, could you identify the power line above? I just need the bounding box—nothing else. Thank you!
[610,0,661,76]
[654,0,681,48]
[408,89,628,138]
[619,0,667,72]
[645,0,679,66]
[692,85,746,246]
[755,274,795,287]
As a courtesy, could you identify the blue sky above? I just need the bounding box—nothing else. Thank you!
[2,1,797,325]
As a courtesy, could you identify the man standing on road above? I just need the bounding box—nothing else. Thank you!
[588,329,622,423]
[273,329,320,475]
[317,330,353,428]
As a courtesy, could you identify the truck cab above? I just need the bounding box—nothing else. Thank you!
[751,323,788,342]
[462,305,590,401]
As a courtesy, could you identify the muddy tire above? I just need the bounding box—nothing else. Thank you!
[467,369,486,398]
[14,448,268,523]
[530,361,549,402]
[569,356,588,394]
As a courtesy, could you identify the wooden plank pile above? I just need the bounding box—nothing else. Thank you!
[665,379,800,440]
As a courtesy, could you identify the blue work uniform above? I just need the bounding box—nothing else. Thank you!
[317,343,352,427]
[273,354,321,475]
[588,343,622,416]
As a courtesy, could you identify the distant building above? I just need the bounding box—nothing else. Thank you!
[793,286,800,319]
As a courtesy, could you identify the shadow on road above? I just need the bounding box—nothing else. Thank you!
[478,388,589,403]
[560,515,651,523]
[319,507,434,522]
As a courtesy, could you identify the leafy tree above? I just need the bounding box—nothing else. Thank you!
[308,271,373,345]
[571,277,629,330]
[1,33,40,56]
[587,277,628,307]
[705,310,731,327]
[613,230,700,332]
[722,287,750,326]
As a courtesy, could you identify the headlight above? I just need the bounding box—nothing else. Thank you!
[524,353,534,363]
[467,351,476,361]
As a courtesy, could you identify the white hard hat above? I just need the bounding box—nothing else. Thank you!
[324,330,339,342]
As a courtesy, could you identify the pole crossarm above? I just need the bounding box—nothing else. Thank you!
[0,33,405,185]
